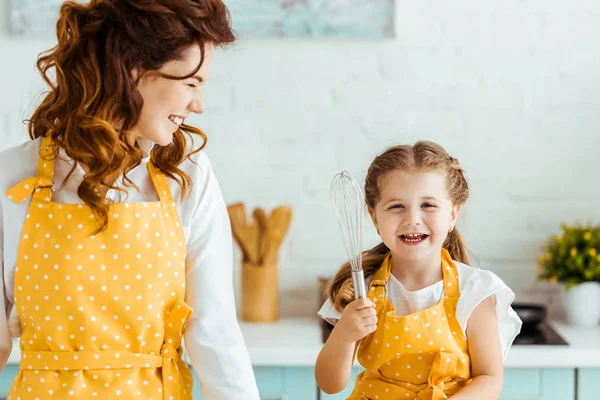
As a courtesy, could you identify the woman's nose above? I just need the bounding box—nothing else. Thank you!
[188,94,204,114]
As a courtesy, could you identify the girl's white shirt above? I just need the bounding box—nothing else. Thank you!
[318,260,523,360]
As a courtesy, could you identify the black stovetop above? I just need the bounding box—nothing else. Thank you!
[513,323,568,345]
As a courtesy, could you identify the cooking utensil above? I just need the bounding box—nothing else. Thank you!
[330,171,366,300]
[253,207,269,264]
[263,206,292,264]
[227,203,261,264]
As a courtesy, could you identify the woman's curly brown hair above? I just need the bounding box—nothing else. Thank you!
[28,0,235,231]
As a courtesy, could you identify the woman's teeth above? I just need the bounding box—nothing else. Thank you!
[400,233,429,243]
[169,115,184,126]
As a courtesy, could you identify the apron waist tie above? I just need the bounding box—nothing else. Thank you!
[19,300,194,400]
[417,352,459,400]
[353,351,468,400]
[21,350,163,371]
[161,300,194,400]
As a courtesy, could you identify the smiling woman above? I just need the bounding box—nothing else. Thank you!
[0,1,260,399]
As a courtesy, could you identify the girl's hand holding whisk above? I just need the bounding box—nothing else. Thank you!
[316,297,377,394]
[334,298,378,343]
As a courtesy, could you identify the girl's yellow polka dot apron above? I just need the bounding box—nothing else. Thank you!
[5,135,194,399]
[348,249,473,400]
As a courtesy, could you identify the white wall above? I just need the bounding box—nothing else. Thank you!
[2,1,600,319]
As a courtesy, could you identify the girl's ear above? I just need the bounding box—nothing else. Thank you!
[368,206,379,234]
[449,204,462,232]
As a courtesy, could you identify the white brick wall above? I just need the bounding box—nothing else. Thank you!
[1,1,599,319]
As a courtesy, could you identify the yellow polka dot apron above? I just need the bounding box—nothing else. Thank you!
[5,135,194,399]
[348,249,472,400]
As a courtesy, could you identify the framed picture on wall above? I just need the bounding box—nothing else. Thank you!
[228,0,395,38]
[11,0,395,38]
[11,0,64,36]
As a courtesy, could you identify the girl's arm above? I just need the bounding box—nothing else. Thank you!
[452,296,504,400]
[315,298,377,394]
[315,325,358,394]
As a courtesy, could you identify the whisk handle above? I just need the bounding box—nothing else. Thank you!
[352,270,367,300]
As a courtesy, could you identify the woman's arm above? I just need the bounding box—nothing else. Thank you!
[182,155,260,399]
[452,296,504,400]
[0,200,14,373]
[315,298,376,394]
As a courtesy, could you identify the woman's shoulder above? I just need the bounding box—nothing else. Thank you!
[0,138,42,194]
[0,137,41,165]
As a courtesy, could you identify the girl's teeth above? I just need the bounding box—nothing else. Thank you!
[401,234,427,243]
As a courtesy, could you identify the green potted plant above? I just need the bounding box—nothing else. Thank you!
[538,222,600,327]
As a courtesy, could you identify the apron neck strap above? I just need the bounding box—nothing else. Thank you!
[38,135,56,178]
[147,162,175,203]
[367,249,460,300]
[440,248,460,298]
[32,135,57,203]
[368,253,392,300]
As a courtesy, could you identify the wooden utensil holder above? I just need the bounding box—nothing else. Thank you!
[241,261,279,323]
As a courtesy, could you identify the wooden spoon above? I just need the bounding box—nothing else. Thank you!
[253,207,269,265]
[227,203,261,264]
[264,206,292,264]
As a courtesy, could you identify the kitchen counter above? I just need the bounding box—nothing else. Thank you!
[240,318,600,368]
[5,318,600,368]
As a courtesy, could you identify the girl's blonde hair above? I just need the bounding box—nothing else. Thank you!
[326,141,470,311]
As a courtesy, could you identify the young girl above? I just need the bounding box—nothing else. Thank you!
[316,141,522,399]
[0,0,259,398]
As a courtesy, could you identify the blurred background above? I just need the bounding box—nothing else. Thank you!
[2,0,600,323]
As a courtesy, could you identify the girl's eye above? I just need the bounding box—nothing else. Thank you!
[422,203,436,208]
[389,204,404,210]
[187,83,198,89]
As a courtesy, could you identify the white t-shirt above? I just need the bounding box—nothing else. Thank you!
[0,136,260,399]
[318,261,522,360]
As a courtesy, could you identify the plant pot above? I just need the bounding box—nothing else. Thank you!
[562,282,600,327]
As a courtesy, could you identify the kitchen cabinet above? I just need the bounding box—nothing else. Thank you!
[0,366,17,398]
[195,367,317,400]
[578,368,600,400]
[500,368,574,400]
